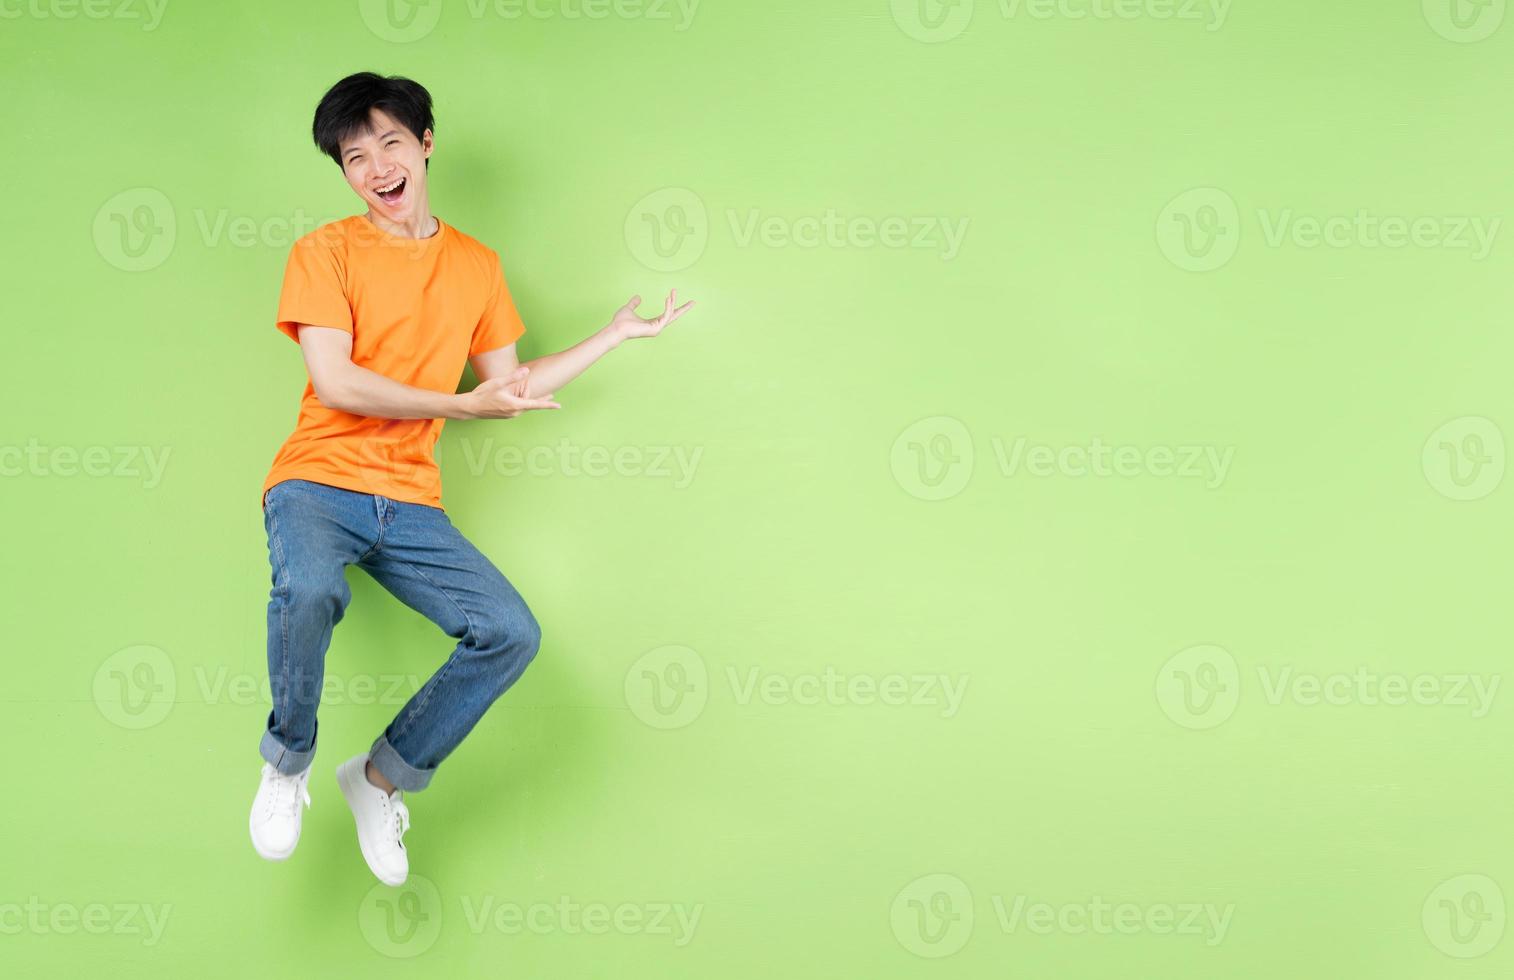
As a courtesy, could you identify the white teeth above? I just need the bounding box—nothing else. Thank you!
[376,177,404,194]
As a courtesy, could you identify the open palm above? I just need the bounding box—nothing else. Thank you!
[611,289,695,341]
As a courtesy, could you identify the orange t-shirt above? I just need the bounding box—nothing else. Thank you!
[261,214,526,510]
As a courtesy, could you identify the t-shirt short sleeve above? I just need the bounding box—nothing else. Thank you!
[469,252,527,357]
[275,236,354,343]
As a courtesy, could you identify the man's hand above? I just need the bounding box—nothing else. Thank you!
[463,365,561,419]
[608,289,695,343]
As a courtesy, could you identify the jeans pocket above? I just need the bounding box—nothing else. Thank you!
[263,480,295,511]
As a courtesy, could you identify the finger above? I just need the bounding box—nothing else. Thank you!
[671,300,694,317]
[509,393,560,409]
[626,294,641,310]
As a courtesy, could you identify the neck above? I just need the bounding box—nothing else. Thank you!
[365,205,437,240]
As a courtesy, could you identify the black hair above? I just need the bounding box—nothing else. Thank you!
[312,72,434,171]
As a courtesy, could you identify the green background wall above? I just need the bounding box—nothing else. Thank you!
[4,0,1513,976]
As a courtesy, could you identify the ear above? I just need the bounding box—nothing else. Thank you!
[421,128,434,159]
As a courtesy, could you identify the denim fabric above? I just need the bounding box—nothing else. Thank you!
[258,478,541,791]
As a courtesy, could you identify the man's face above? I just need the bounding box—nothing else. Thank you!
[338,108,432,222]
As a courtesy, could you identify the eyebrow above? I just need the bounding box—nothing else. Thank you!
[342,130,402,159]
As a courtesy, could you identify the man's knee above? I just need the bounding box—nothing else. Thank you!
[282,572,350,622]
[472,600,541,663]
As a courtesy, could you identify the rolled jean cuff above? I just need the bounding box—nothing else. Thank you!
[260,723,316,775]
[369,734,436,792]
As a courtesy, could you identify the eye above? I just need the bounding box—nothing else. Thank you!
[386,139,400,147]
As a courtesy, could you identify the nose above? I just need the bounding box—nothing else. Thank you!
[371,152,398,184]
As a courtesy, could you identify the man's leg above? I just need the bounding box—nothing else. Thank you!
[354,497,542,793]
[259,479,379,773]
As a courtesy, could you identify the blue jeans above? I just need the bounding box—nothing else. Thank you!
[258,479,541,791]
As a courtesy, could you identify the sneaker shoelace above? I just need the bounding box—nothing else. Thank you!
[264,766,311,819]
[387,795,411,849]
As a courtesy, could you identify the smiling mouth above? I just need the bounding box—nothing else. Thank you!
[374,176,407,206]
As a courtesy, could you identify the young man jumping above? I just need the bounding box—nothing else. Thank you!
[248,72,693,886]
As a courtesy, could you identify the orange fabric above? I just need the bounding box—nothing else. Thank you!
[261,215,526,510]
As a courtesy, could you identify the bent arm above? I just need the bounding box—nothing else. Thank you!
[297,324,475,420]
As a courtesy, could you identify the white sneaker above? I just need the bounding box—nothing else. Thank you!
[336,753,410,886]
[249,762,312,861]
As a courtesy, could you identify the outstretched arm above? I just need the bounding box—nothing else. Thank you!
[469,290,695,399]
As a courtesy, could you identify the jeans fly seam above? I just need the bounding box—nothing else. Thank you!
[357,504,386,562]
